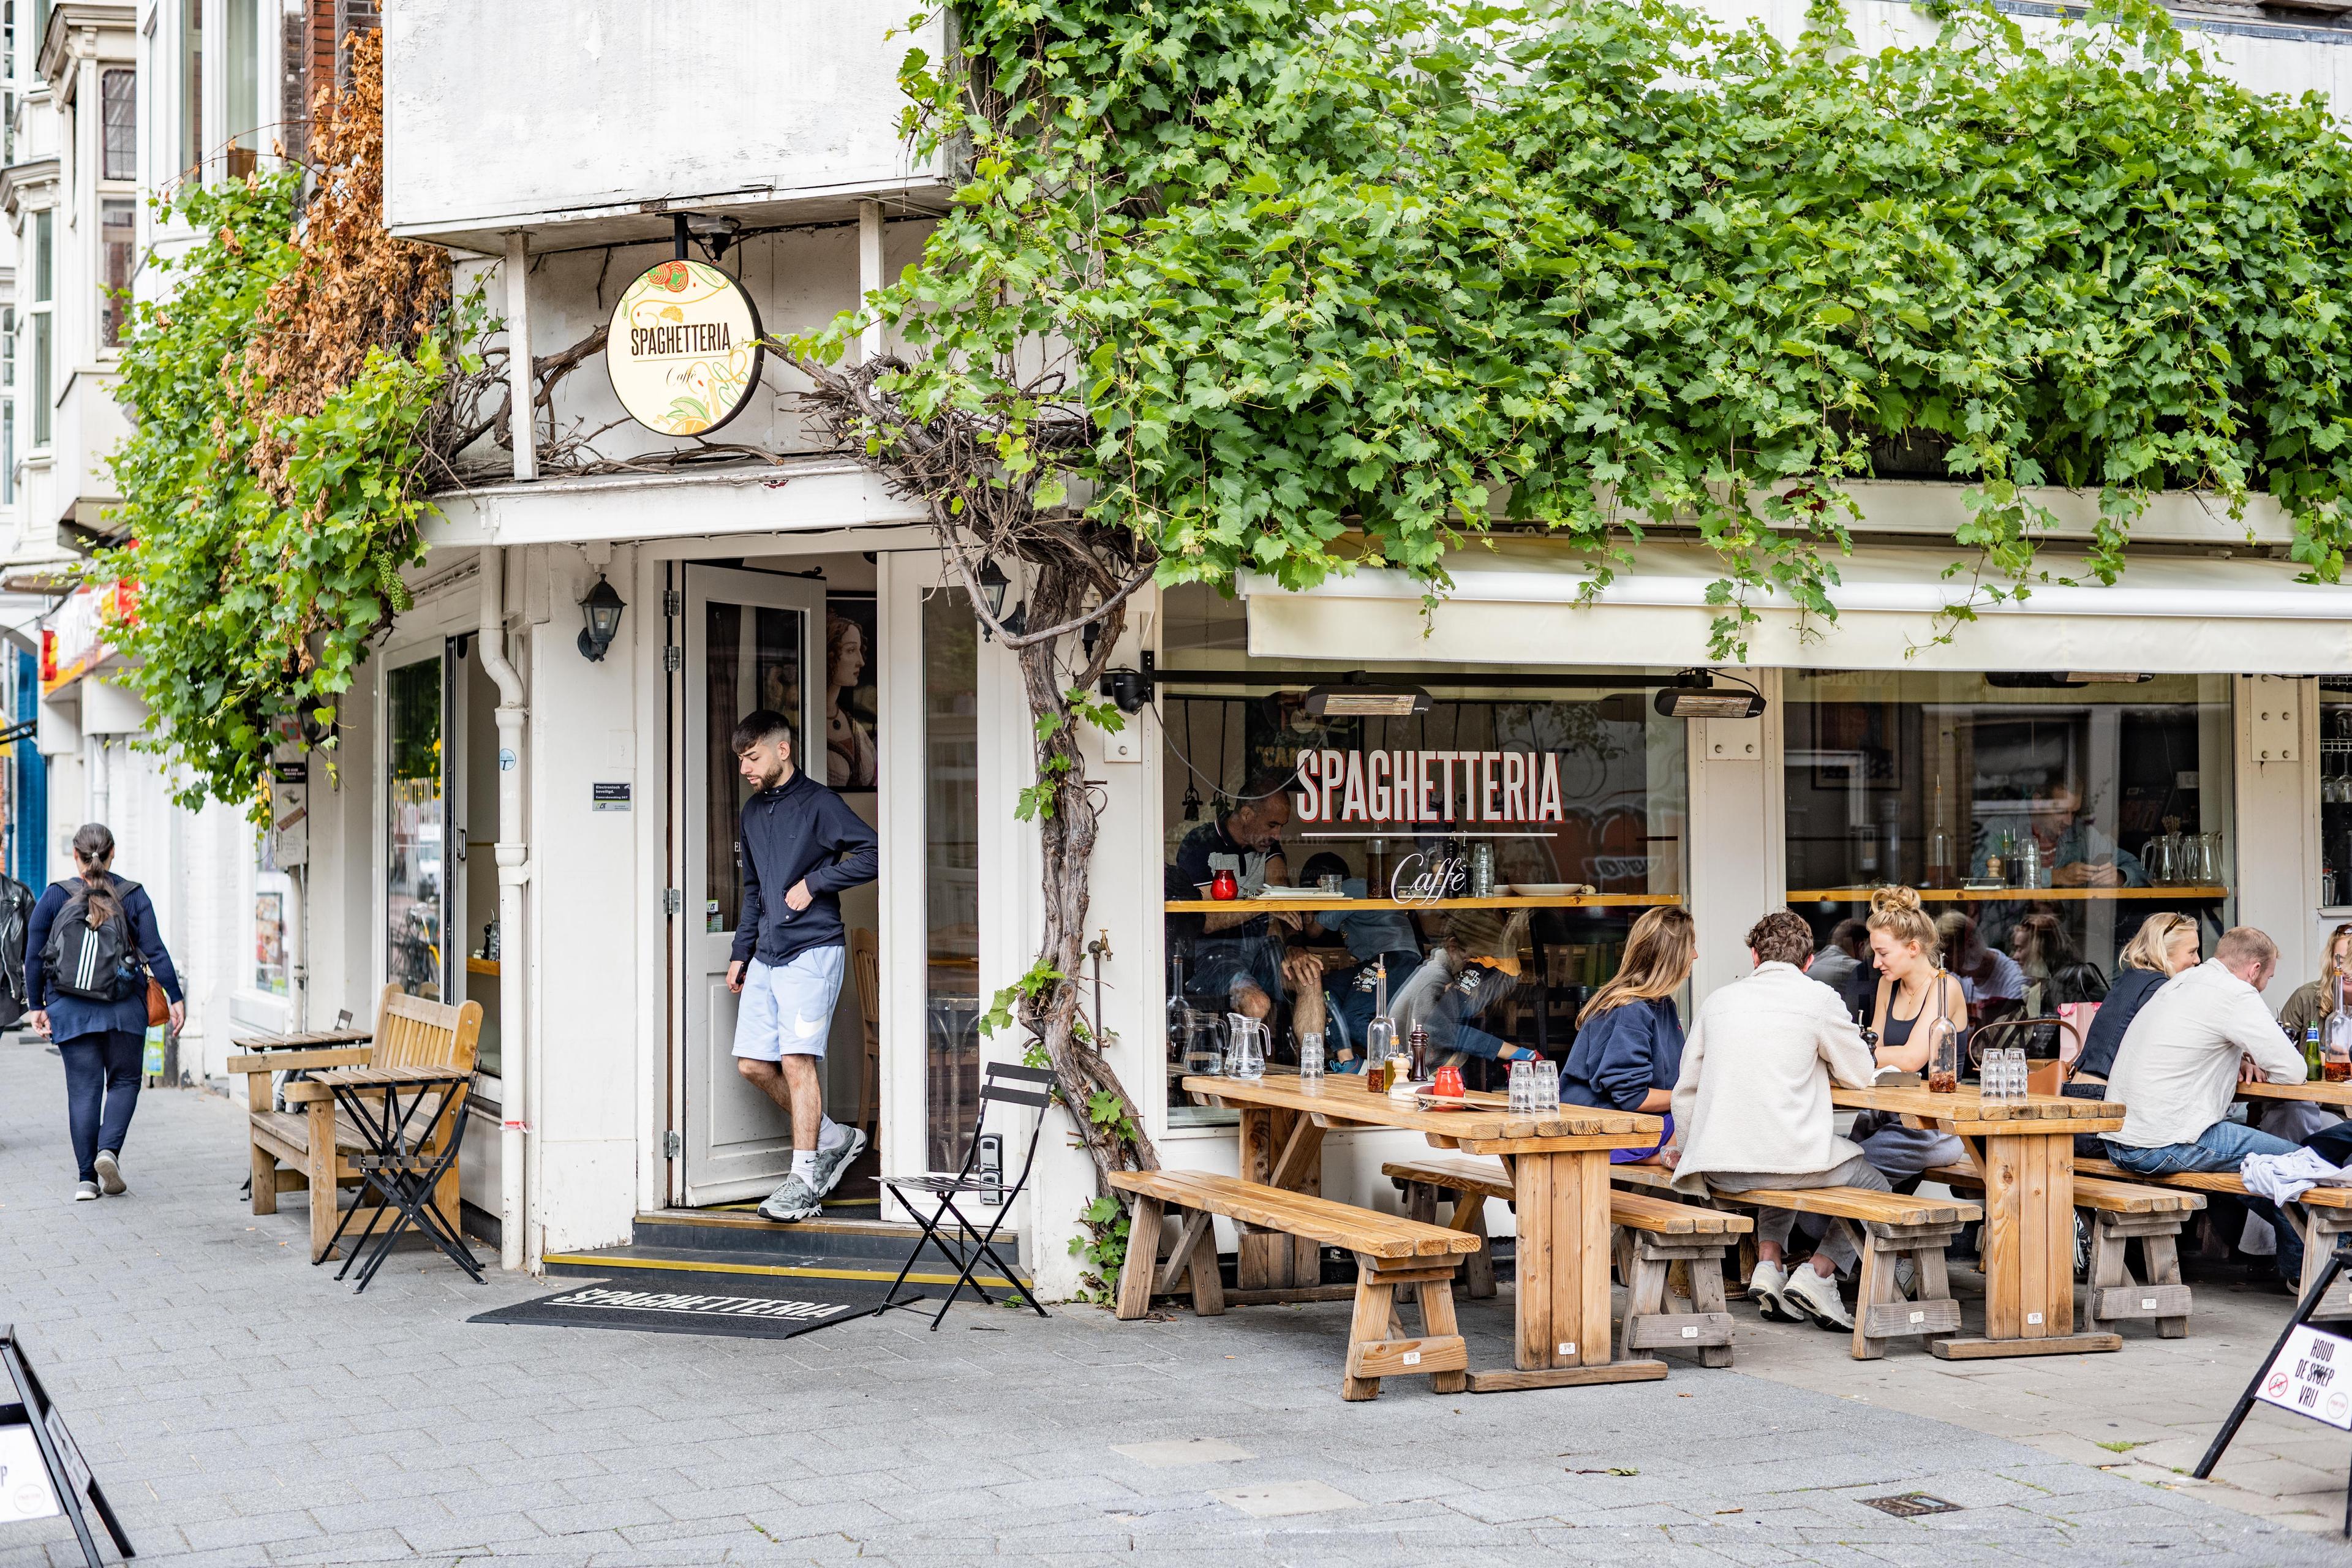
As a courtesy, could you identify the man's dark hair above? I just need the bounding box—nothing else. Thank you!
[1230,767,1300,816]
[1745,910,1815,967]
[1829,919,1869,959]
[730,709,794,756]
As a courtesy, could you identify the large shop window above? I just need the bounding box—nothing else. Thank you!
[1782,671,2233,1016]
[2321,679,2352,913]
[1158,586,1686,1122]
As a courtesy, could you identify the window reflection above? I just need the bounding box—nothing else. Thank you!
[386,656,444,999]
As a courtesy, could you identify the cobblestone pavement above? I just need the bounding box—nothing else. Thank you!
[3,1036,2350,1566]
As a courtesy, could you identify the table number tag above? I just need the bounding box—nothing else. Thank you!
[2027,1312,2044,1325]
[1402,1350,1421,1366]
[1558,1341,1575,1357]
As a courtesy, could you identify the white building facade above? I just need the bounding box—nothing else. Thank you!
[12,0,2352,1298]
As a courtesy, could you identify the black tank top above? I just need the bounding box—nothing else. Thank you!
[1880,971,1952,1049]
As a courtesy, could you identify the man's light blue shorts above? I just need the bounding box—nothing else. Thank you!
[731,945,846,1061]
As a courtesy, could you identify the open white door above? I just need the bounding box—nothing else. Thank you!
[681,564,826,1205]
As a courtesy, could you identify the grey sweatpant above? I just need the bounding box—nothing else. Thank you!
[1706,1153,1893,1272]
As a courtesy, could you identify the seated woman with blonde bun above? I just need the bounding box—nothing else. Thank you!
[1854,886,1970,1186]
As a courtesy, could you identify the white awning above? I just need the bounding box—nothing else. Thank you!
[1238,539,2352,674]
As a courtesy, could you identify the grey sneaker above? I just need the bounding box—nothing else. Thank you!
[759,1174,823,1223]
[811,1128,869,1198]
[73,1180,99,1202]
[93,1150,126,1196]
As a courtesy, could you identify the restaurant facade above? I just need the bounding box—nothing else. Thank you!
[91,0,2352,1297]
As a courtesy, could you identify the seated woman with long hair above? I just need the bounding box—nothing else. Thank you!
[1853,887,1970,1186]
[1560,906,1694,1163]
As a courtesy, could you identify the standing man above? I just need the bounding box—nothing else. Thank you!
[726,709,880,1223]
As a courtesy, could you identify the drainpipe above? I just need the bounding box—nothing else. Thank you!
[488,232,537,1272]
[480,549,530,1270]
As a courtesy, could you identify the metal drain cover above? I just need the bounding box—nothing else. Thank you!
[1859,1492,1965,1518]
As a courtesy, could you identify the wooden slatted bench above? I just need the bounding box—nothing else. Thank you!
[228,984,483,1264]
[1929,1163,2202,1337]
[2079,1156,2352,1317]
[1107,1169,1480,1401]
[1385,1158,1752,1368]
[1651,1178,1981,1360]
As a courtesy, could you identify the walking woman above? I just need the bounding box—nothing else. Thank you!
[1559,905,1695,1163]
[27,823,185,1201]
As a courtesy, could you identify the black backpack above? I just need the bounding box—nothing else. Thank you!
[40,877,145,1003]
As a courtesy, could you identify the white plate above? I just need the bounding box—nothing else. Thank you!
[1511,883,1589,897]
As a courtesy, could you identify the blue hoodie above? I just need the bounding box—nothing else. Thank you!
[729,769,880,967]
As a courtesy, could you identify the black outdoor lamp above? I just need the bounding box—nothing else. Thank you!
[576,575,626,662]
[976,558,1011,619]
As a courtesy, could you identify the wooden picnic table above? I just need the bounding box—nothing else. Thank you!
[228,1027,373,1051]
[2237,1079,2352,1109]
[1832,1085,2124,1359]
[1183,1071,1665,1391]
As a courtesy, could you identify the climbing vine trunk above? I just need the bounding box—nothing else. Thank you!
[1010,557,1160,1183]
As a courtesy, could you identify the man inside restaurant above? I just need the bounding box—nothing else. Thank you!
[2104,925,2307,1286]
[1662,909,1888,1332]
[1171,769,1300,1022]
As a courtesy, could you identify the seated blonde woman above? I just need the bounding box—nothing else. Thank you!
[1852,887,1970,1188]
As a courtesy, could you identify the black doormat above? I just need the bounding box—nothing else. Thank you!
[469,1272,914,1341]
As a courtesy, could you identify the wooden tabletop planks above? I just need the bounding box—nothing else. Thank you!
[1184,1072,1659,1148]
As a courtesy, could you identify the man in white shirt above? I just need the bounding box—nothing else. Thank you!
[2106,926,2305,1283]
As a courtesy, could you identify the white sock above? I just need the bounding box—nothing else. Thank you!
[791,1149,819,1183]
[819,1115,851,1152]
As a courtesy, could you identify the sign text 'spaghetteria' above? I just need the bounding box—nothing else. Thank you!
[1293,748,1567,826]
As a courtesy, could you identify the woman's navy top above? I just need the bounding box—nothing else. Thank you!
[1561,996,1684,1110]
[2075,964,2165,1080]
[25,878,183,1042]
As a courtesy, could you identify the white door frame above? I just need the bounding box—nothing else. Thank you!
[677,562,827,1205]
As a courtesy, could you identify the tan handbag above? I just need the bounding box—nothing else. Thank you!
[146,973,168,1028]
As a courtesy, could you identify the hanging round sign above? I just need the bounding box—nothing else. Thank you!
[605,258,765,437]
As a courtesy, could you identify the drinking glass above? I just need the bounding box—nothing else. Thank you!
[1509,1058,1536,1114]
[1531,1065,1559,1114]
[1298,1031,1325,1084]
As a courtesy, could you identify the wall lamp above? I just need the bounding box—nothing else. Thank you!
[576,575,626,662]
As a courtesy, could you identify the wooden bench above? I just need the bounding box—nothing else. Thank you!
[1107,1169,1480,1401]
[2080,1156,2352,1317]
[1646,1175,1981,1361]
[1385,1158,1752,1368]
[1929,1163,2203,1337]
[228,984,484,1264]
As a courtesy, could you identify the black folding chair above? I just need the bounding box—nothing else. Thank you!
[878,1061,1055,1330]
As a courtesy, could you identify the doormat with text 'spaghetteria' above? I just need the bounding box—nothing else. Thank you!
[469,1274,910,1341]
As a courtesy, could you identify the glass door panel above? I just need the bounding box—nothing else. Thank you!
[385,654,447,1000]
[921,589,980,1171]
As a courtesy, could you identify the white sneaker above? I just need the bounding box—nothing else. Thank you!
[93,1150,126,1196]
[72,1180,99,1202]
[1782,1265,1855,1331]
[1748,1260,1798,1322]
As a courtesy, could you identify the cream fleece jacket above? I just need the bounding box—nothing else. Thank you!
[1668,960,1880,1197]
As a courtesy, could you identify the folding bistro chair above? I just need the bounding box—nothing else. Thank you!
[879,1060,1055,1330]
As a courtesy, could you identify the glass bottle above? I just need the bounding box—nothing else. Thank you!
[1926,1016,1960,1095]
[2306,1020,2324,1084]
[1363,958,1396,1081]
[2326,978,2352,1085]
[1408,1023,1429,1084]
[1926,780,1953,889]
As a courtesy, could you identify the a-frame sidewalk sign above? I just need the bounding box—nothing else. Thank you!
[2197,1234,2352,1536]
[0,1324,135,1566]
